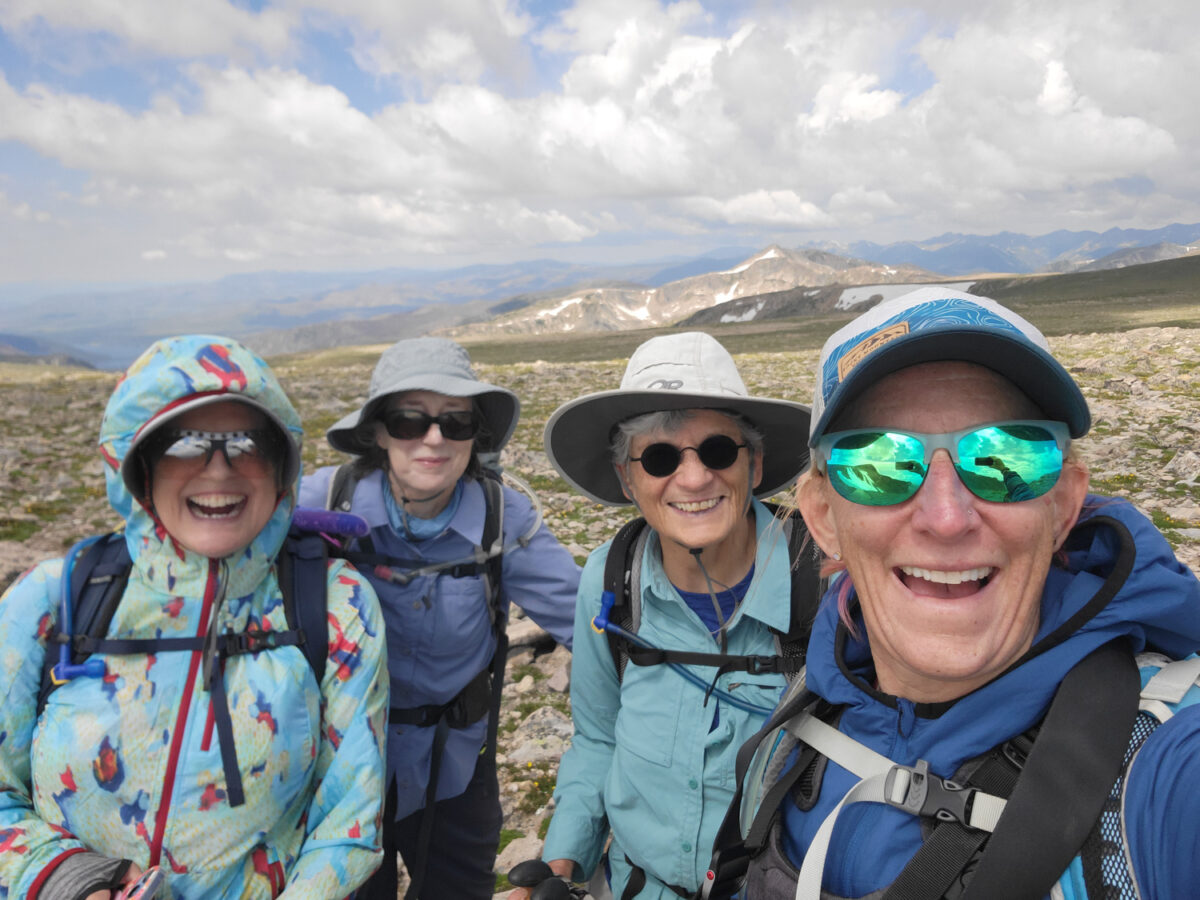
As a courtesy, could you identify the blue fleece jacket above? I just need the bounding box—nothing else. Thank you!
[775,497,1200,898]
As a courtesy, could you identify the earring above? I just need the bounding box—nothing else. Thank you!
[832,550,842,561]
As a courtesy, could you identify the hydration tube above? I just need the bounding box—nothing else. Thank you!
[592,590,774,716]
[51,535,109,684]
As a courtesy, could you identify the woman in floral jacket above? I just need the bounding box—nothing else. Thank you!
[0,335,388,899]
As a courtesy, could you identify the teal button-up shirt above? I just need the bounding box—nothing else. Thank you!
[542,499,794,898]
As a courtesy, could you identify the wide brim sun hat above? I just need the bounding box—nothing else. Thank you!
[809,286,1091,445]
[326,337,520,455]
[544,331,812,506]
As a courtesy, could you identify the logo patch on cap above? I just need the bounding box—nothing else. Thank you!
[838,322,909,381]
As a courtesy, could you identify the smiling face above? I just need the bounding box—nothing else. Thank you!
[375,390,475,516]
[615,408,764,578]
[148,400,282,559]
[798,361,1089,702]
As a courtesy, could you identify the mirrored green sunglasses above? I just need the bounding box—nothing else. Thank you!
[813,420,1070,506]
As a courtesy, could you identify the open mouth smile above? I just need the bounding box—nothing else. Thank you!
[898,564,995,598]
[187,494,248,519]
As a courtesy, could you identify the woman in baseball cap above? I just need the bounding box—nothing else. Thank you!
[727,288,1200,900]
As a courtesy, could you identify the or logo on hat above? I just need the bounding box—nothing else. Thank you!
[648,378,685,390]
[838,322,909,381]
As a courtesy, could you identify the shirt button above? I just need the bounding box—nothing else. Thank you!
[688,778,699,789]
[412,601,422,610]
[681,842,691,852]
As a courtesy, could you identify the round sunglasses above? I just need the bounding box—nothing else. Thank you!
[813,420,1069,506]
[380,408,479,442]
[630,433,749,478]
[147,429,279,479]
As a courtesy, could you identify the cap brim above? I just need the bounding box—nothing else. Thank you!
[121,393,301,500]
[810,328,1091,443]
[544,389,812,506]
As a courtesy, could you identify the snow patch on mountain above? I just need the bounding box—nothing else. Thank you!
[835,281,977,310]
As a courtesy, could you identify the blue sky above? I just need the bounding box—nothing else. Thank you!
[2,0,1198,286]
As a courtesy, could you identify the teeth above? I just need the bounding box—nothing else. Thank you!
[188,495,246,518]
[900,565,994,585]
[190,494,244,509]
[672,498,720,513]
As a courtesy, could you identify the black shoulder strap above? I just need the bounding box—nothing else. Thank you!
[327,463,376,556]
[602,517,649,682]
[37,532,131,716]
[881,639,1141,900]
[478,471,506,629]
[776,507,823,667]
[278,529,329,684]
[327,462,359,513]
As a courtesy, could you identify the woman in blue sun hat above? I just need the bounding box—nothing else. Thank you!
[300,336,579,900]
[0,335,387,899]
[718,288,1200,900]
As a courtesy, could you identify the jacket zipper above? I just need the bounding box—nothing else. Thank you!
[148,558,219,867]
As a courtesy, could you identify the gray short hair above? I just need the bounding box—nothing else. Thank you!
[610,408,765,465]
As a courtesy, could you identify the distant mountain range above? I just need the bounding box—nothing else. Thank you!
[1,223,1196,368]
[820,222,1200,275]
[441,246,938,339]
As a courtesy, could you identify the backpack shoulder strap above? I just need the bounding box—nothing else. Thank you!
[871,639,1141,900]
[601,516,649,683]
[479,472,506,628]
[777,507,823,668]
[278,528,329,684]
[327,462,378,556]
[327,463,359,513]
[38,532,131,717]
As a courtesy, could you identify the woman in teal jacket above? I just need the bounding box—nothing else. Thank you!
[526,332,814,900]
[0,335,388,899]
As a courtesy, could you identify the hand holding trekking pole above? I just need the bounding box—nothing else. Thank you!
[507,858,589,899]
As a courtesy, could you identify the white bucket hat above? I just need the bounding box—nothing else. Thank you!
[544,332,812,505]
[326,337,520,454]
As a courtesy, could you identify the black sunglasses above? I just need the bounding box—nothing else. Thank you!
[630,434,749,478]
[380,408,479,442]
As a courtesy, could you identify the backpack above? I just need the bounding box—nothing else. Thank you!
[38,526,332,809]
[700,642,1200,900]
[600,504,822,683]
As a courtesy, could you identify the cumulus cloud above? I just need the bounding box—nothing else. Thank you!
[0,0,1198,281]
[0,0,295,59]
[294,0,536,92]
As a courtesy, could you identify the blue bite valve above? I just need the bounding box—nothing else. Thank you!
[591,590,616,634]
[51,656,107,685]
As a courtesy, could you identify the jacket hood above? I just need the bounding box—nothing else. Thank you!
[98,335,303,583]
[805,496,1200,760]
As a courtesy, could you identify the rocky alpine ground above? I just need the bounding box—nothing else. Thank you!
[2,327,1198,895]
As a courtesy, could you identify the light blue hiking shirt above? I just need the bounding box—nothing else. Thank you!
[542,499,793,898]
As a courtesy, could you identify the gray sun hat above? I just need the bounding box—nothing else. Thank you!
[326,337,520,455]
[544,332,812,506]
